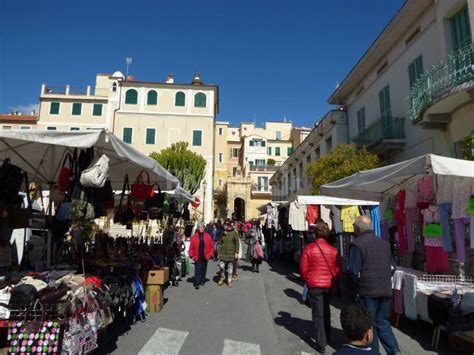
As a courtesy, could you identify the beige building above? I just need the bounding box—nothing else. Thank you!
[213,120,310,220]
[0,113,38,130]
[329,0,474,163]
[38,72,219,221]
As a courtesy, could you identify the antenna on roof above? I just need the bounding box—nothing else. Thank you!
[126,57,133,78]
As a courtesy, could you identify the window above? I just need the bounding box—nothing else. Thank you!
[408,55,423,89]
[249,139,265,147]
[125,89,138,104]
[218,127,223,136]
[192,130,202,146]
[299,162,304,188]
[357,107,366,131]
[123,127,133,144]
[194,93,206,108]
[146,128,156,145]
[257,176,269,191]
[93,103,103,116]
[267,147,272,155]
[232,166,238,177]
[230,148,239,158]
[47,126,57,131]
[287,147,293,155]
[275,147,281,156]
[218,153,223,163]
[255,159,265,167]
[50,102,60,115]
[315,147,320,160]
[20,126,31,130]
[175,91,185,107]
[2,126,12,130]
[72,102,82,116]
[306,155,311,164]
[287,173,291,192]
[218,179,223,187]
[450,5,471,52]
[112,82,117,92]
[326,136,332,152]
[147,90,158,105]
[276,131,282,140]
[379,85,392,136]
[70,127,80,131]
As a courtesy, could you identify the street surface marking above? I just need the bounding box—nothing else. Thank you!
[222,339,261,355]
[138,327,189,355]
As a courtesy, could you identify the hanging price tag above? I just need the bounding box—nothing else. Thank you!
[423,223,443,237]
[385,208,393,221]
[469,195,474,214]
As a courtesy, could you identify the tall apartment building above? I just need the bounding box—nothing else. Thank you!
[328,0,474,163]
[213,121,310,220]
[37,72,219,221]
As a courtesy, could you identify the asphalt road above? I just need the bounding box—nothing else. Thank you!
[96,254,470,355]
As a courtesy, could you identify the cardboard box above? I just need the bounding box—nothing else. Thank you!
[147,267,169,285]
[145,285,163,313]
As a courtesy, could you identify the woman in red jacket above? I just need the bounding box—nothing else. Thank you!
[189,222,215,289]
[300,222,341,354]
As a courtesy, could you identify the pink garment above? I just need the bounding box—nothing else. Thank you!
[394,190,407,256]
[424,237,444,247]
[421,206,440,224]
[425,246,450,273]
[392,289,404,315]
[417,176,433,204]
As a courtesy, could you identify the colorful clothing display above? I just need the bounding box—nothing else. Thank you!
[394,190,407,256]
[306,205,319,225]
[437,175,454,204]
[341,205,359,232]
[425,246,450,273]
[452,177,471,219]
[370,206,381,237]
[289,201,307,231]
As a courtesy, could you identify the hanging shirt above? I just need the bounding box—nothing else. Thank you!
[341,206,360,232]
[320,205,332,230]
[452,177,472,219]
[289,201,307,231]
[437,175,454,204]
[306,205,319,225]
[416,176,433,204]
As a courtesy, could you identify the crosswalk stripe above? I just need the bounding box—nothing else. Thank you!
[138,327,189,355]
[222,339,261,355]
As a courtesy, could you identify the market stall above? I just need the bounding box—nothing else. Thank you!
[321,154,474,349]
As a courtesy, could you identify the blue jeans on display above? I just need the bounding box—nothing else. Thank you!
[356,296,400,355]
[194,259,207,286]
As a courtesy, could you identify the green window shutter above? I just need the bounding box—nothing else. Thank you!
[50,102,60,115]
[357,107,366,131]
[175,92,185,107]
[261,140,266,147]
[146,128,156,145]
[47,126,57,131]
[275,147,280,156]
[194,93,206,108]
[450,6,471,51]
[92,104,103,116]
[147,91,158,105]
[123,127,133,144]
[379,86,391,118]
[408,55,424,89]
[192,130,202,146]
[267,147,272,155]
[70,127,80,131]
[125,89,138,104]
[287,147,293,155]
[408,61,416,88]
[72,103,82,116]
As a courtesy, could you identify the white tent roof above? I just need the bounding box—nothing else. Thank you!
[0,129,180,191]
[295,195,379,206]
[320,154,474,201]
[164,186,194,204]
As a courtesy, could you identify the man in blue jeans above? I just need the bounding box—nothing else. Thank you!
[348,215,401,355]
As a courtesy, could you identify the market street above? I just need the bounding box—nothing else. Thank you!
[95,257,464,355]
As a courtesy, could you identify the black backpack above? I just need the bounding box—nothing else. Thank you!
[10,284,38,305]
[0,159,23,205]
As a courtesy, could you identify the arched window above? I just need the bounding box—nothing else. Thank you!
[175,91,185,107]
[194,92,206,108]
[125,89,138,104]
[147,90,158,105]
[112,82,117,92]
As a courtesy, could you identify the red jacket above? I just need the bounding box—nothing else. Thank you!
[189,232,214,262]
[300,238,341,289]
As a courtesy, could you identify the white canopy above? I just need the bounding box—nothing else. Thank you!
[0,129,180,191]
[294,195,379,206]
[164,186,195,204]
[320,154,474,201]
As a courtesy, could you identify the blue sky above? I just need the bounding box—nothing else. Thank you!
[1,0,404,128]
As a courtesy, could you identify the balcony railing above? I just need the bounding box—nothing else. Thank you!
[352,117,405,149]
[251,183,270,192]
[249,165,278,172]
[409,44,474,121]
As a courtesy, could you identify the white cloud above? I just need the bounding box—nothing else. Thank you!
[8,103,40,115]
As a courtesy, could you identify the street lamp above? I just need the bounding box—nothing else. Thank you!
[202,180,207,221]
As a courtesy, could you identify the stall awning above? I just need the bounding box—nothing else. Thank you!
[295,195,379,206]
[320,154,474,201]
[0,129,179,190]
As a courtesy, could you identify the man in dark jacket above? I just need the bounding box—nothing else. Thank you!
[348,215,400,355]
[218,220,240,288]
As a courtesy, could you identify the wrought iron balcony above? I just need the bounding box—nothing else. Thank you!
[249,165,278,172]
[409,44,474,122]
[251,183,271,193]
[352,117,406,154]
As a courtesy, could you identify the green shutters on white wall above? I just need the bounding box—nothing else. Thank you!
[123,127,133,144]
[267,147,272,155]
[147,91,158,105]
[146,128,156,145]
[92,104,103,116]
[450,5,472,52]
[194,93,206,107]
[72,103,82,116]
[50,102,60,115]
[408,55,423,89]
[275,147,281,156]
[192,130,202,146]
[125,89,138,104]
[379,85,392,136]
[357,107,366,131]
[287,147,293,155]
[175,92,185,107]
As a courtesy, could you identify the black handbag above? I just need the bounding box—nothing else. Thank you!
[7,172,32,229]
[10,284,38,304]
[144,183,165,210]
[0,158,24,205]
[116,174,135,225]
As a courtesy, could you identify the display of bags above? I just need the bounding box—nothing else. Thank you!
[57,152,74,193]
[131,170,154,200]
[80,154,110,188]
[62,313,98,354]
[116,175,135,225]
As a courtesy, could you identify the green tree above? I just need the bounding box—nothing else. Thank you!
[267,158,276,166]
[149,142,206,194]
[307,144,381,194]
[459,133,473,161]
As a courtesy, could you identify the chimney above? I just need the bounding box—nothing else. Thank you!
[166,74,174,84]
[191,72,202,86]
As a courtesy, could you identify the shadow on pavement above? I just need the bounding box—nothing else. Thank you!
[266,260,303,287]
[92,314,133,354]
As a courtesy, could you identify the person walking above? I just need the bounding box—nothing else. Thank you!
[348,215,400,355]
[189,222,214,290]
[300,223,341,354]
[218,220,240,288]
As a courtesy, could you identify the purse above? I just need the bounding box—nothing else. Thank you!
[69,189,95,221]
[80,154,110,188]
[144,184,165,210]
[116,175,135,225]
[7,172,33,229]
[131,170,155,200]
[0,158,24,205]
[57,152,74,192]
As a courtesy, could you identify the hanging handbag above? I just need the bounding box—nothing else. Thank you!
[116,174,135,225]
[80,154,110,188]
[100,180,115,211]
[69,188,95,221]
[143,184,165,210]
[0,158,24,205]
[7,172,33,229]
[131,170,155,200]
[57,152,74,193]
